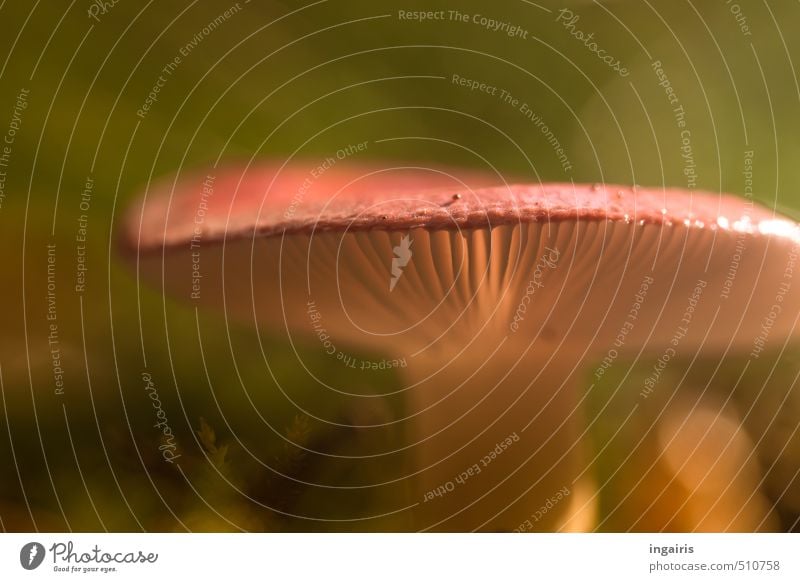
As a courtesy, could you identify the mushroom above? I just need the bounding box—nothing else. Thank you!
[120,161,800,531]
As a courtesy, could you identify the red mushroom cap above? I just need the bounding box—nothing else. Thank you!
[121,161,800,359]
[126,163,785,251]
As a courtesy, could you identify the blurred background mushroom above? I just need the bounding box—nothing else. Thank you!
[1,0,800,532]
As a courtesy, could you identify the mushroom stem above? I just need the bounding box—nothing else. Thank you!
[405,340,592,531]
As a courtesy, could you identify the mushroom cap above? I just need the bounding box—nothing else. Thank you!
[122,162,800,361]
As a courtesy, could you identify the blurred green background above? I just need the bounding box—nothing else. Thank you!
[1,0,799,531]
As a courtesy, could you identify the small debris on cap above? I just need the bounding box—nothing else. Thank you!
[442,193,463,207]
